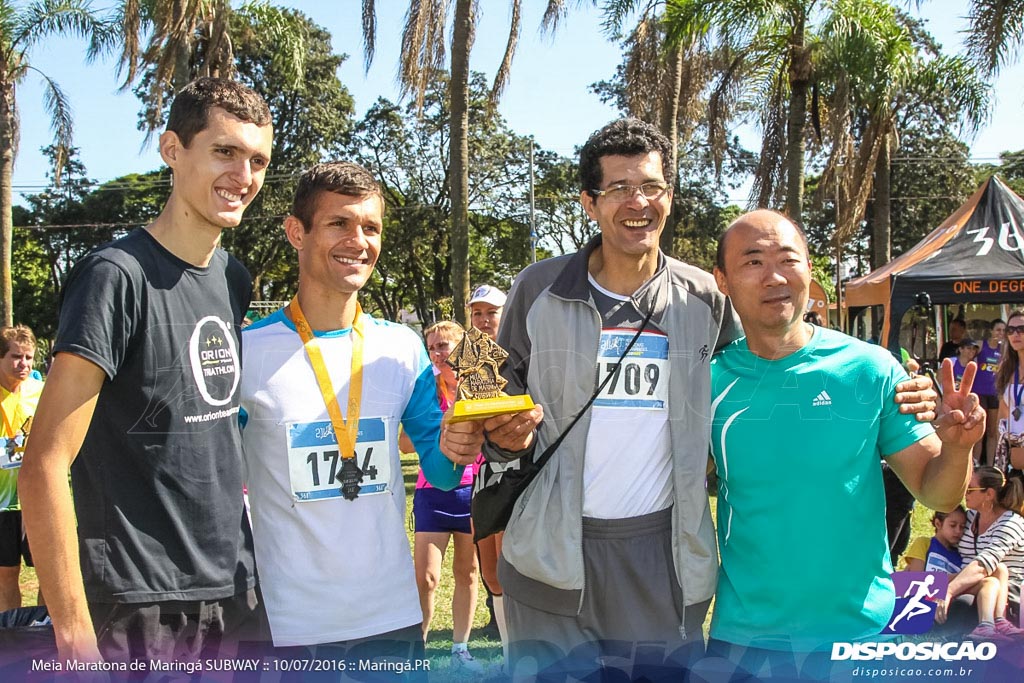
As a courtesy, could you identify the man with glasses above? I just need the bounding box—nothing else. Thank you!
[484,118,738,675]
[484,119,941,678]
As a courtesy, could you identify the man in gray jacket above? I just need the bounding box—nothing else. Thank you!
[485,119,938,678]
[487,119,735,676]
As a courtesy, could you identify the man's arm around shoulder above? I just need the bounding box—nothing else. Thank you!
[20,353,106,662]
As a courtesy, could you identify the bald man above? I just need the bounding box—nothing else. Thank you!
[706,210,984,676]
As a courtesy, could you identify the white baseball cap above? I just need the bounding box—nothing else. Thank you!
[468,285,507,307]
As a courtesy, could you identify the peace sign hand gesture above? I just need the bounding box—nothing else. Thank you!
[932,358,986,448]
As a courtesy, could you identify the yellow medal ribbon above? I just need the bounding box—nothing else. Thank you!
[0,403,14,440]
[0,387,23,439]
[289,297,365,497]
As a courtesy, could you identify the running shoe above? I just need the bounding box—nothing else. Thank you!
[968,623,1012,642]
[995,618,1024,639]
[450,649,485,674]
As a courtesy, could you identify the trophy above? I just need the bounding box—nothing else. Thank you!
[445,326,535,422]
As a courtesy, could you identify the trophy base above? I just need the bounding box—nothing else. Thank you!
[449,394,536,423]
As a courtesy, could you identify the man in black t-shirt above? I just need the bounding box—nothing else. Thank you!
[939,318,967,361]
[21,78,273,664]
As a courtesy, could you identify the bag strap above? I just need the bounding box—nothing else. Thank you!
[530,302,656,472]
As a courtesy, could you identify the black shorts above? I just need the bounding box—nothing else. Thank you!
[0,509,32,567]
[979,394,1000,410]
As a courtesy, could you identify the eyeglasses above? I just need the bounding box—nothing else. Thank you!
[965,487,988,492]
[589,182,669,203]
[1005,324,1024,335]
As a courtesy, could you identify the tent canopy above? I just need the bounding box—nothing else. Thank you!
[844,176,1024,353]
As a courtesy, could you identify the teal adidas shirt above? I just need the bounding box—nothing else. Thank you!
[709,327,934,651]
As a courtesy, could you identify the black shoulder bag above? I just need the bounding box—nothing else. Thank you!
[471,305,655,541]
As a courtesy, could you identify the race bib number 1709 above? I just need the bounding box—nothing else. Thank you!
[286,417,391,501]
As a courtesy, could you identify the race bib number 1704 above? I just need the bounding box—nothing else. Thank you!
[286,417,391,501]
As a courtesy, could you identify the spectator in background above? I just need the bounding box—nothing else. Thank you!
[937,467,1024,640]
[977,319,1005,467]
[954,338,981,383]
[940,318,967,361]
[468,285,505,341]
[996,310,1024,480]
[0,324,44,612]
[466,283,510,664]
[400,320,483,673]
[803,311,823,326]
[902,507,967,574]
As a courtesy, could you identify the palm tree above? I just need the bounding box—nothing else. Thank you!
[868,54,988,269]
[362,0,560,325]
[817,2,989,264]
[115,0,234,139]
[665,0,822,219]
[816,0,916,252]
[965,0,1023,76]
[0,0,111,326]
[591,1,724,253]
[807,0,988,325]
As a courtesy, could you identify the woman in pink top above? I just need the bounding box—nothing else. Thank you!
[400,321,483,671]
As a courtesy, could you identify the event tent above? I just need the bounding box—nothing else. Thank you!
[844,176,1024,354]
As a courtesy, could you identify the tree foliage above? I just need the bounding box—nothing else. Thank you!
[121,0,314,140]
[815,4,988,271]
[993,149,1024,197]
[13,147,167,337]
[592,2,745,252]
[117,0,234,138]
[361,0,566,325]
[886,130,976,257]
[965,0,1024,76]
[219,6,355,300]
[0,0,112,325]
[352,72,549,324]
[665,0,825,219]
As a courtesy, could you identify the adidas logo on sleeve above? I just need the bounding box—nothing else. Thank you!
[812,390,832,407]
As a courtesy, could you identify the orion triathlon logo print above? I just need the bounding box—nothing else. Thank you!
[188,316,240,407]
[883,571,948,635]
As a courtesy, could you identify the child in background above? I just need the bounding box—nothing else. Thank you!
[902,507,967,575]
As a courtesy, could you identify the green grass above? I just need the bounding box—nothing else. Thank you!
[398,457,502,676]
[14,460,942,674]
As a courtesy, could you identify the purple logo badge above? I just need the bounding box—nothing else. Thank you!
[882,571,948,635]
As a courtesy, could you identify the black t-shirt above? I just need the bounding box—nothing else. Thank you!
[55,228,255,603]
[938,340,960,361]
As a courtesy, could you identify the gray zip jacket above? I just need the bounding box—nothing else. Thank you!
[487,236,740,631]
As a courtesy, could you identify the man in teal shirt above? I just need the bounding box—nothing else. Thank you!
[708,210,984,678]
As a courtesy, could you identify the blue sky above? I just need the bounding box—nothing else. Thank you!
[12,0,1023,206]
